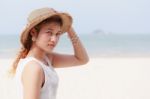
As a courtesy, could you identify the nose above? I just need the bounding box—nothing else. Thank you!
[50,35,58,44]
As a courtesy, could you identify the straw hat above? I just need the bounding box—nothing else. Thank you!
[21,7,72,40]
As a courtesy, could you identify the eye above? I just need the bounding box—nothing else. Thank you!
[56,33,61,36]
[56,33,60,35]
[46,30,52,35]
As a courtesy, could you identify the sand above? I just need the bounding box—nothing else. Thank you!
[0,57,150,99]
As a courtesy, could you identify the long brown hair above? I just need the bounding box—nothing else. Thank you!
[9,15,62,75]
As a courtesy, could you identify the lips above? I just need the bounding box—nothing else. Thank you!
[48,43,55,47]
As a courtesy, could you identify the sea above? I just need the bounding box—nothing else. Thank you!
[0,33,150,58]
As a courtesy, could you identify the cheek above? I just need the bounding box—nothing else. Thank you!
[36,34,49,44]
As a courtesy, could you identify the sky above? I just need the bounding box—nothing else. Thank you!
[0,0,150,35]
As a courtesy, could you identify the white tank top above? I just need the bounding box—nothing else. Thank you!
[14,57,59,99]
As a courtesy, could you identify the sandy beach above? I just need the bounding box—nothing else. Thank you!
[0,57,150,99]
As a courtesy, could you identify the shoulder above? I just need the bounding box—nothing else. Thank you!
[21,60,44,98]
[22,60,44,84]
[23,60,43,74]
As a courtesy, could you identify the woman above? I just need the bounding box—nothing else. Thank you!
[11,7,89,99]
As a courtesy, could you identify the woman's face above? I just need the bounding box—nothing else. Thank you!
[35,22,62,53]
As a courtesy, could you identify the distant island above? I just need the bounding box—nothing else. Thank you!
[92,29,111,35]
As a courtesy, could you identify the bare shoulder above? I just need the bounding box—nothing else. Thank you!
[22,60,44,84]
[21,61,44,99]
[23,61,43,75]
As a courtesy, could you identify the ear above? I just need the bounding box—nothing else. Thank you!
[30,28,37,38]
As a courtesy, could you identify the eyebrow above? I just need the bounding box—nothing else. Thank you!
[47,28,62,33]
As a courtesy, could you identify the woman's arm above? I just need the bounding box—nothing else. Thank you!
[48,27,89,68]
[22,61,44,99]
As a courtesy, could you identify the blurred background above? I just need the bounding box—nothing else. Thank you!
[0,0,150,99]
[0,0,150,58]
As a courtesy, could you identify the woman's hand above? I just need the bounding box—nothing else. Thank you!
[67,27,76,37]
[67,27,74,33]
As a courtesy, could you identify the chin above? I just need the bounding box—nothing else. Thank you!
[46,49,53,54]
